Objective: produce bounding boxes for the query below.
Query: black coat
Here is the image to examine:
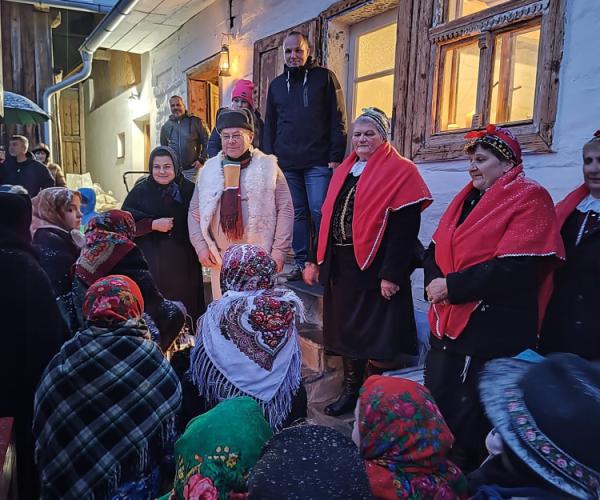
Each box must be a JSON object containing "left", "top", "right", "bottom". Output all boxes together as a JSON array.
[
  {"left": 207, "top": 108, "right": 264, "bottom": 158},
  {"left": 262, "top": 58, "right": 347, "bottom": 170},
  {"left": 1, "top": 153, "right": 55, "bottom": 196},
  {"left": 33, "top": 227, "right": 80, "bottom": 296},
  {"left": 540, "top": 209, "right": 600, "bottom": 360},
  {"left": 0, "top": 199, "right": 68, "bottom": 499},
  {"left": 122, "top": 173, "right": 205, "bottom": 323},
  {"left": 424, "top": 243, "right": 541, "bottom": 359},
  {"left": 159, "top": 113, "right": 210, "bottom": 169}
]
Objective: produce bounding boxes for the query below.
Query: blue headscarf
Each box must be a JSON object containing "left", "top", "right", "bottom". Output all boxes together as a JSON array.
[{"left": 78, "top": 187, "right": 98, "bottom": 227}]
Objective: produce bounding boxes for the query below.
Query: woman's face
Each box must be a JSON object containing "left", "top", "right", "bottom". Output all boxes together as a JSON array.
[
  {"left": 468, "top": 144, "right": 513, "bottom": 192},
  {"left": 63, "top": 196, "right": 82, "bottom": 230},
  {"left": 0, "top": 149, "right": 6, "bottom": 163},
  {"left": 34, "top": 150, "right": 48, "bottom": 163},
  {"left": 352, "top": 121, "right": 384, "bottom": 161},
  {"left": 583, "top": 142, "right": 600, "bottom": 198},
  {"left": 152, "top": 155, "right": 176, "bottom": 185},
  {"left": 231, "top": 97, "right": 250, "bottom": 110}
]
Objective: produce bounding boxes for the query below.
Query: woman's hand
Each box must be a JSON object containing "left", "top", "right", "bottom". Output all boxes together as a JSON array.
[
  {"left": 272, "top": 254, "right": 284, "bottom": 273},
  {"left": 303, "top": 263, "right": 320, "bottom": 286},
  {"left": 426, "top": 278, "right": 449, "bottom": 304},
  {"left": 381, "top": 279, "right": 400, "bottom": 300},
  {"left": 198, "top": 248, "right": 218, "bottom": 268},
  {"left": 152, "top": 217, "right": 174, "bottom": 233}
]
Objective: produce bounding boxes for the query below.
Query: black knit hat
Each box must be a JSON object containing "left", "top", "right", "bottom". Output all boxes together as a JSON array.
[
  {"left": 216, "top": 108, "right": 254, "bottom": 133},
  {"left": 479, "top": 353, "right": 600, "bottom": 498}
]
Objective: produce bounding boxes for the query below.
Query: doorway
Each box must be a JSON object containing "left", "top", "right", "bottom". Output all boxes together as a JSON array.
[{"left": 187, "top": 53, "right": 221, "bottom": 130}]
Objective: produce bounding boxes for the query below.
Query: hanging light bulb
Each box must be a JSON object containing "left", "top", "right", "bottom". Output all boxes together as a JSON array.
[{"left": 219, "top": 44, "right": 231, "bottom": 77}]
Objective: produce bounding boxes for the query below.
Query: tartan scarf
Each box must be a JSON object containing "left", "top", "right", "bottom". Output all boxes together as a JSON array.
[
  {"left": 33, "top": 321, "right": 182, "bottom": 500},
  {"left": 219, "top": 151, "right": 251, "bottom": 240}
]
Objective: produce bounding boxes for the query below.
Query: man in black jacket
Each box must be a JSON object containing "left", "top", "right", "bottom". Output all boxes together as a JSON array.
[
  {"left": 159, "top": 95, "right": 210, "bottom": 183},
  {"left": 263, "top": 31, "right": 347, "bottom": 279},
  {"left": 1, "top": 135, "right": 55, "bottom": 196}
]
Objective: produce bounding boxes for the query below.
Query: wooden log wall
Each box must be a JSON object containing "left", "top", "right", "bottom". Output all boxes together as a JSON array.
[{"left": 0, "top": 1, "right": 54, "bottom": 148}]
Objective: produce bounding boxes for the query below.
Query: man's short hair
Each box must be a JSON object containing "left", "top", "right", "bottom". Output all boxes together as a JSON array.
[
  {"left": 169, "top": 95, "right": 185, "bottom": 104},
  {"left": 10, "top": 135, "right": 29, "bottom": 150},
  {"left": 284, "top": 31, "right": 309, "bottom": 48}
]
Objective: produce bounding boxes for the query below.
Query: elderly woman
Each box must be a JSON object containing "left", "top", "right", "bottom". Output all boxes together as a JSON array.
[
  {"left": 423, "top": 125, "right": 564, "bottom": 472},
  {"left": 354, "top": 375, "right": 468, "bottom": 499},
  {"left": 540, "top": 131, "right": 600, "bottom": 360},
  {"left": 33, "top": 275, "right": 182, "bottom": 500},
  {"left": 304, "top": 107, "right": 432, "bottom": 416},
  {"left": 122, "top": 146, "right": 205, "bottom": 323},
  {"left": 31, "top": 187, "right": 83, "bottom": 296},
  {"left": 189, "top": 244, "right": 306, "bottom": 430},
  {"left": 72, "top": 209, "right": 185, "bottom": 351}
]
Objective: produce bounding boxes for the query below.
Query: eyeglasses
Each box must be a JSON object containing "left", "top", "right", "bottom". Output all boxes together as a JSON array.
[{"left": 221, "top": 133, "right": 246, "bottom": 143}]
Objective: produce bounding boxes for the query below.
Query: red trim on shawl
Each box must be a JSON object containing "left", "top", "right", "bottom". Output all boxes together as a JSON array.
[
  {"left": 317, "top": 142, "right": 432, "bottom": 269},
  {"left": 428, "top": 165, "right": 565, "bottom": 340}
]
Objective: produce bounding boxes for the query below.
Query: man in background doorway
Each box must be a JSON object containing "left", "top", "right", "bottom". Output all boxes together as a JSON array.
[
  {"left": 160, "top": 95, "right": 210, "bottom": 182},
  {"left": 263, "top": 31, "right": 347, "bottom": 280}
]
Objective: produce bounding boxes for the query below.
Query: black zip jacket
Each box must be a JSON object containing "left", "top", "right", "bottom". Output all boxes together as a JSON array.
[
  {"left": 262, "top": 58, "right": 347, "bottom": 170},
  {"left": 159, "top": 113, "right": 209, "bottom": 169}
]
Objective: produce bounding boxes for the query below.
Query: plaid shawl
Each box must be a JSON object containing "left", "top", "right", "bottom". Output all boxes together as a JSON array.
[{"left": 33, "top": 321, "right": 182, "bottom": 500}]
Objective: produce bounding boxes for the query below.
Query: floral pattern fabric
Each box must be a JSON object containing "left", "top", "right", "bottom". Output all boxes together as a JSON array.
[
  {"left": 160, "top": 397, "right": 272, "bottom": 500},
  {"left": 82, "top": 274, "right": 144, "bottom": 326},
  {"left": 219, "top": 243, "right": 276, "bottom": 292},
  {"left": 358, "top": 375, "right": 468, "bottom": 499},
  {"left": 75, "top": 209, "right": 137, "bottom": 286}
]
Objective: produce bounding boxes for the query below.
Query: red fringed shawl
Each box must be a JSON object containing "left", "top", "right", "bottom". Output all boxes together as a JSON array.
[
  {"left": 318, "top": 142, "right": 432, "bottom": 269},
  {"left": 429, "top": 166, "right": 565, "bottom": 340}
]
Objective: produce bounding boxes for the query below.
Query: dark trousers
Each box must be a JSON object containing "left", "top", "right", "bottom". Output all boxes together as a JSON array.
[
  {"left": 424, "top": 346, "right": 492, "bottom": 473},
  {"left": 283, "top": 166, "right": 332, "bottom": 266}
]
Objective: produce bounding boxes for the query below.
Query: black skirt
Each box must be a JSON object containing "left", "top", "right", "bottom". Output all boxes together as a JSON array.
[{"left": 323, "top": 245, "right": 418, "bottom": 360}]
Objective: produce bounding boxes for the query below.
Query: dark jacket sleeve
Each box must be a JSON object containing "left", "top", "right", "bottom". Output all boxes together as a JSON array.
[
  {"left": 262, "top": 85, "right": 277, "bottom": 155},
  {"left": 255, "top": 114, "right": 265, "bottom": 150},
  {"left": 327, "top": 70, "right": 348, "bottom": 163},
  {"left": 39, "top": 165, "right": 55, "bottom": 190},
  {"left": 194, "top": 118, "right": 210, "bottom": 164},
  {"left": 206, "top": 126, "right": 222, "bottom": 158},
  {"left": 378, "top": 204, "right": 421, "bottom": 284},
  {"left": 423, "top": 242, "right": 443, "bottom": 301},
  {"left": 446, "top": 256, "right": 540, "bottom": 305},
  {"left": 159, "top": 122, "right": 168, "bottom": 146}
]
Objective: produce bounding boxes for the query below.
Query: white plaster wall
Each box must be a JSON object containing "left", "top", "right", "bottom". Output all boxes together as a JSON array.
[{"left": 84, "top": 52, "right": 154, "bottom": 203}]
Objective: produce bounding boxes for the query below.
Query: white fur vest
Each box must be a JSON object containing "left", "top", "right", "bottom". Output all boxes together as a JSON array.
[{"left": 196, "top": 149, "right": 278, "bottom": 264}]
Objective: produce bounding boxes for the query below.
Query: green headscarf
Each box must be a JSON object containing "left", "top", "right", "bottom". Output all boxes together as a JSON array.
[{"left": 161, "top": 397, "right": 273, "bottom": 500}]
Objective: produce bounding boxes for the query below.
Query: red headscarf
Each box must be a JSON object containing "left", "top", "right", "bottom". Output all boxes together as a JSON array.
[
  {"left": 358, "top": 376, "right": 468, "bottom": 499},
  {"left": 82, "top": 274, "right": 144, "bottom": 326},
  {"left": 318, "top": 142, "right": 432, "bottom": 269},
  {"left": 75, "top": 209, "right": 137, "bottom": 286},
  {"left": 429, "top": 164, "right": 565, "bottom": 340}
]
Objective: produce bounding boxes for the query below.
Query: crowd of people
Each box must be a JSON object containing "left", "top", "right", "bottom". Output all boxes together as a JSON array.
[{"left": 1, "top": 29, "right": 599, "bottom": 499}]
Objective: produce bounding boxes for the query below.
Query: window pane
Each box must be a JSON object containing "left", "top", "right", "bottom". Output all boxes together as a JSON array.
[
  {"left": 446, "top": 0, "right": 511, "bottom": 22},
  {"left": 354, "top": 74, "right": 394, "bottom": 120},
  {"left": 437, "top": 41, "right": 480, "bottom": 131},
  {"left": 356, "top": 23, "right": 397, "bottom": 78},
  {"left": 490, "top": 25, "right": 540, "bottom": 124}
]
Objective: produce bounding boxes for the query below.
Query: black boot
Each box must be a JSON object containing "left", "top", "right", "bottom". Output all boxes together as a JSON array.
[{"left": 324, "top": 358, "right": 365, "bottom": 416}]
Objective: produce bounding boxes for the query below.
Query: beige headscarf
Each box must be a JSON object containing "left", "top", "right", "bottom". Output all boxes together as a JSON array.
[{"left": 31, "top": 187, "right": 83, "bottom": 243}]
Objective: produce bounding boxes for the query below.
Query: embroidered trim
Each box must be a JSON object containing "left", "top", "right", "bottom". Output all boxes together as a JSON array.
[{"left": 504, "top": 387, "right": 600, "bottom": 496}]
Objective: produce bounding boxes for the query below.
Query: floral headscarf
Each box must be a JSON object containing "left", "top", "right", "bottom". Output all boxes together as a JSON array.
[
  {"left": 75, "top": 209, "right": 137, "bottom": 286},
  {"left": 31, "top": 187, "right": 81, "bottom": 235},
  {"left": 82, "top": 275, "right": 144, "bottom": 326},
  {"left": 190, "top": 244, "right": 304, "bottom": 429},
  {"left": 358, "top": 376, "right": 468, "bottom": 500},
  {"left": 220, "top": 243, "right": 276, "bottom": 293},
  {"left": 160, "top": 397, "right": 272, "bottom": 500}
]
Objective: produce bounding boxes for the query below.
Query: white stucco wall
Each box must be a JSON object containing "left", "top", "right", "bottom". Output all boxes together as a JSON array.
[{"left": 83, "top": 52, "right": 154, "bottom": 203}]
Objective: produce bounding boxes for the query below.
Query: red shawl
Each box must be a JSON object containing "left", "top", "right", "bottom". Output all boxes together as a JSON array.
[
  {"left": 429, "top": 165, "right": 565, "bottom": 340},
  {"left": 318, "top": 142, "right": 432, "bottom": 269},
  {"left": 556, "top": 184, "right": 590, "bottom": 227}
]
